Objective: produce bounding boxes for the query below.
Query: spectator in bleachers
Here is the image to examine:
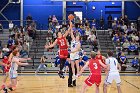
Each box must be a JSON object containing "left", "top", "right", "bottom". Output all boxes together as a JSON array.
[
  {"left": 48, "top": 15, "right": 52, "bottom": 28},
  {"left": 91, "top": 19, "right": 96, "bottom": 29},
  {"left": 21, "top": 42, "right": 28, "bottom": 57},
  {"left": 137, "top": 16, "right": 140, "bottom": 31},
  {"left": 26, "top": 14, "right": 33, "bottom": 26},
  {"left": 0, "top": 40, "right": 2, "bottom": 49},
  {"left": 112, "top": 34, "right": 120, "bottom": 46},
  {"left": 0, "top": 22, "right": 3, "bottom": 33},
  {"left": 87, "top": 31, "right": 96, "bottom": 42},
  {"left": 131, "top": 57, "right": 139, "bottom": 72},
  {"left": 52, "top": 15, "right": 58, "bottom": 26},
  {"left": 123, "top": 15, "right": 129, "bottom": 26},
  {"left": 35, "top": 55, "right": 47, "bottom": 74},
  {"left": 119, "top": 52, "right": 127, "bottom": 71},
  {"left": 48, "top": 39, "right": 54, "bottom": 52},
  {"left": 121, "top": 34, "right": 128, "bottom": 44},
  {"left": 128, "top": 41, "right": 139, "bottom": 55},
  {"left": 107, "top": 14, "right": 112, "bottom": 29},
  {"left": 85, "top": 27, "right": 91, "bottom": 39},
  {"left": 2, "top": 45, "right": 10, "bottom": 56},
  {"left": 9, "top": 21, "right": 14, "bottom": 33},
  {"left": 0, "top": 50, "right": 3, "bottom": 59},
  {"left": 122, "top": 40, "right": 130, "bottom": 51},
  {"left": 138, "top": 53, "right": 140, "bottom": 73}
]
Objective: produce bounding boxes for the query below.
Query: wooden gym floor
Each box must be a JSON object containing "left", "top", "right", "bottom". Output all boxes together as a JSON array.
[{"left": 0, "top": 73, "right": 140, "bottom": 93}]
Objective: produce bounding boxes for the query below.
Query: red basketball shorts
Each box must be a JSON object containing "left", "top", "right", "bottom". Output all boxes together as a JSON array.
[
  {"left": 59, "top": 49, "right": 68, "bottom": 59},
  {"left": 84, "top": 74, "right": 101, "bottom": 87}
]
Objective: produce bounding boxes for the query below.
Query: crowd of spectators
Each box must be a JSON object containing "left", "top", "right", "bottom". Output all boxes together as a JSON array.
[
  {"left": 111, "top": 15, "right": 140, "bottom": 72},
  {"left": 46, "top": 14, "right": 98, "bottom": 52},
  {"left": 111, "top": 15, "right": 140, "bottom": 55}
]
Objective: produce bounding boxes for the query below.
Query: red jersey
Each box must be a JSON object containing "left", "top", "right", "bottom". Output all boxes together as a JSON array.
[
  {"left": 57, "top": 37, "right": 68, "bottom": 49},
  {"left": 89, "top": 58, "right": 101, "bottom": 75},
  {"left": 2, "top": 58, "right": 11, "bottom": 72},
  {"left": 95, "top": 54, "right": 105, "bottom": 64}
]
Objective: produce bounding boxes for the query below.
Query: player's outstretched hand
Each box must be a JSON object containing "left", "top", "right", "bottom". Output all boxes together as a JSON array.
[
  {"left": 45, "top": 45, "right": 49, "bottom": 49},
  {"left": 27, "top": 58, "right": 32, "bottom": 60}
]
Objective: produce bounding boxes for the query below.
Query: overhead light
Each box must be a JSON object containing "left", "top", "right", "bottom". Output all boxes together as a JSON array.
[
  {"left": 73, "top": 2, "right": 76, "bottom": 5},
  {"left": 92, "top": 6, "right": 96, "bottom": 10},
  {"left": 112, "top": 2, "right": 115, "bottom": 4}
]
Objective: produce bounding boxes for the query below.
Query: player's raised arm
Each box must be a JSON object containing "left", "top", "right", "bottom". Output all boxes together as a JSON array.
[
  {"left": 63, "top": 21, "right": 72, "bottom": 37},
  {"left": 70, "top": 29, "right": 75, "bottom": 41},
  {"left": 99, "top": 60, "right": 107, "bottom": 68},
  {"left": 78, "top": 61, "right": 89, "bottom": 76},
  {"left": 45, "top": 39, "right": 57, "bottom": 49},
  {"left": 18, "top": 58, "right": 31, "bottom": 62}
]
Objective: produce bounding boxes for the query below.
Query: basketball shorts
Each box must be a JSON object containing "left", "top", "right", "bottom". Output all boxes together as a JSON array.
[
  {"left": 85, "top": 74, "right": 101, "bottom": 87},
  {"left": 79, "top": 61, "right": 84, "bottom": 66},
  {"left": 59, "top": 49, "right": 68, "bottom": 59},
  {"left": 9, "top": 70, "right": 18, "bottom": 79},
  {"left": 70, "top": 53, "right": 80, "bottom": 61},
  {"left": 104, "top": 72, "right": 121, "bottom": 86}
]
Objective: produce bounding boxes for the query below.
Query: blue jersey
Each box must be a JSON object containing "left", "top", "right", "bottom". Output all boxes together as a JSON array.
[
  {"left": 120, "top": 56, "right": 126, "bottom": 62},
  {"left": 65, "top": 61, "right": 69, "bottom": 66},
  {"left": 79, "top": 61, "right": 85, "bottom": 66},
  {"left": 131, "top": 59, "right": 138, "bottom": 65},
  {"left": 82, "top": 56, "right": 89, "bottom": 61}
]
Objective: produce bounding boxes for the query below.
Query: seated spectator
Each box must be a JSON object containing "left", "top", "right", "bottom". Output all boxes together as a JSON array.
[
  {"left": 48, "top": 15, "right": 52, "bottom": 28},
  {"left": 119, "top": 52, "right": 127, "bottom": 71},
  {"left": 87, "top": 31, "right": 96, "bottom": 42},
  {"left": 0, "top": 22, "right": 3, "bottom": 33},
  {"left": 122, "top": 40, "right": 130, "bottom": 51},
  {"left": 138, "top": 53, "right": 140, "bottom": 73},
  {"left": 128, "top": 42, "right": 138, "bottom": 55},
  {"left": 112, "top": 34, "right": 120, "bottom": 46},
  {"left": 120, "top": 34, "right": 128, "bottom": 43},
  {"left": 52, "top": 15, "right": 58, "bottom": 26},
  {"left": 131, "top": 57, "right": 139, "bottom": 72},
  {"left": 9, "top": 21, "right": 14, "bottom": 33},
  {"left": 48, "top": 39, "right": 54, "bottom": 52},
  {"left": 91, "top": 19, "right": 96, "bottom": 28},
  {"left": 85, "top": 27, "right": 91, "bottom": 39},
  {"left": 21, "top": 42, "right": 28, "bottom": 57},
  {"left": 27, "top": 25, "right": 35, "bottom": 39},
  {"left": 0, "top": 50, "right": 3, "bottom": 59},
  {"left": 7, "top": 37, "right": 15, "bottom": 48},
  {"left": 35, "top": 55, "right": 47, "bottom": 74},
  {"left": 2, "top": 45, "right": 10, "bottom": 56},
  {"left": 0, "top": 40, "right": 2, "bottom": 49}
]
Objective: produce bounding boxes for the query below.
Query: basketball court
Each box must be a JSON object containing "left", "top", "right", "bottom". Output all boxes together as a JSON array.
[{"left": 0, "top": 73, "right": 140, "bottom": 93}]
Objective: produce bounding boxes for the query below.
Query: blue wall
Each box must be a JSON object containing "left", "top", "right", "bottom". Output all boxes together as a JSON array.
[
  {"left": 0, "top": 0, "right": 20, "bottom": 28},
  {"left": 125, "top": 1, "right": 140, "bottom": 20},
  {"left": 66, "top": 1, "right": 122, "bottom": 29},
  {"left": 23, "top": 0, "right": 63, "bottom": 29},
  {"left": 0, "top": 1, "right": 139, "bottom": 29}
]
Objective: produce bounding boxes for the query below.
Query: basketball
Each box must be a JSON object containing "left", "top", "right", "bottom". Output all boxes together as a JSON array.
[{"left": 68, "top": 14, "right": 74, "bottom": 20}]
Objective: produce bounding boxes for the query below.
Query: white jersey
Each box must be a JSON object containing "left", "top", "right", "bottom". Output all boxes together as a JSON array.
[
  {"left": 10, "top": 56, "right": 19, "bottom": 73},
  {"left": 71, "top": 40, "right": 80, "bottom": 54},
  {"left": 105, "top": 57, "right": 121, "bottom": 85},
  {"left": 105, "top": 57, "right": 119, "bottom": 73}
]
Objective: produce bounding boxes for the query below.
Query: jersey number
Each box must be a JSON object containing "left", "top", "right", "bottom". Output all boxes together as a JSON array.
[
  {"left": 93, "top": 63, "right": 98, "bottom": 69},
  {"left": 59, "top": 39, "right": 65, "bottom": 46}
]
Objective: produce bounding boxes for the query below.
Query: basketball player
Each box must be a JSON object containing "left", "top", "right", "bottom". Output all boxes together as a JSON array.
[
  {"left": 70, "top": 29, "right": 81, "bottom": 81},
  {"left": 103, "top": 51, "right": 122, "bottom": 93},
  {"left": 3, "top": 50, "right": 31, "bottom": 93},
  {"left": 77, "top": 51, "right": 107, "bottom": 93},
  {"left": 95, "top": 50, "right": 106, "bottom": 64},
  {"left": 1, "top": 46, "right": 19, "bottom": 90},
  {"left": 45, "top": 21, "right": 72, "bottom": 78}
]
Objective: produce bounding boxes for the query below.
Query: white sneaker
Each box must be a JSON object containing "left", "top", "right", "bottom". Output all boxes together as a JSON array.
[
  {"left": 44, "top": 72, "right": 48, "bottom": 74},
  {"left": 72, "top": 75, "right": 77, "bottom": 81}
]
